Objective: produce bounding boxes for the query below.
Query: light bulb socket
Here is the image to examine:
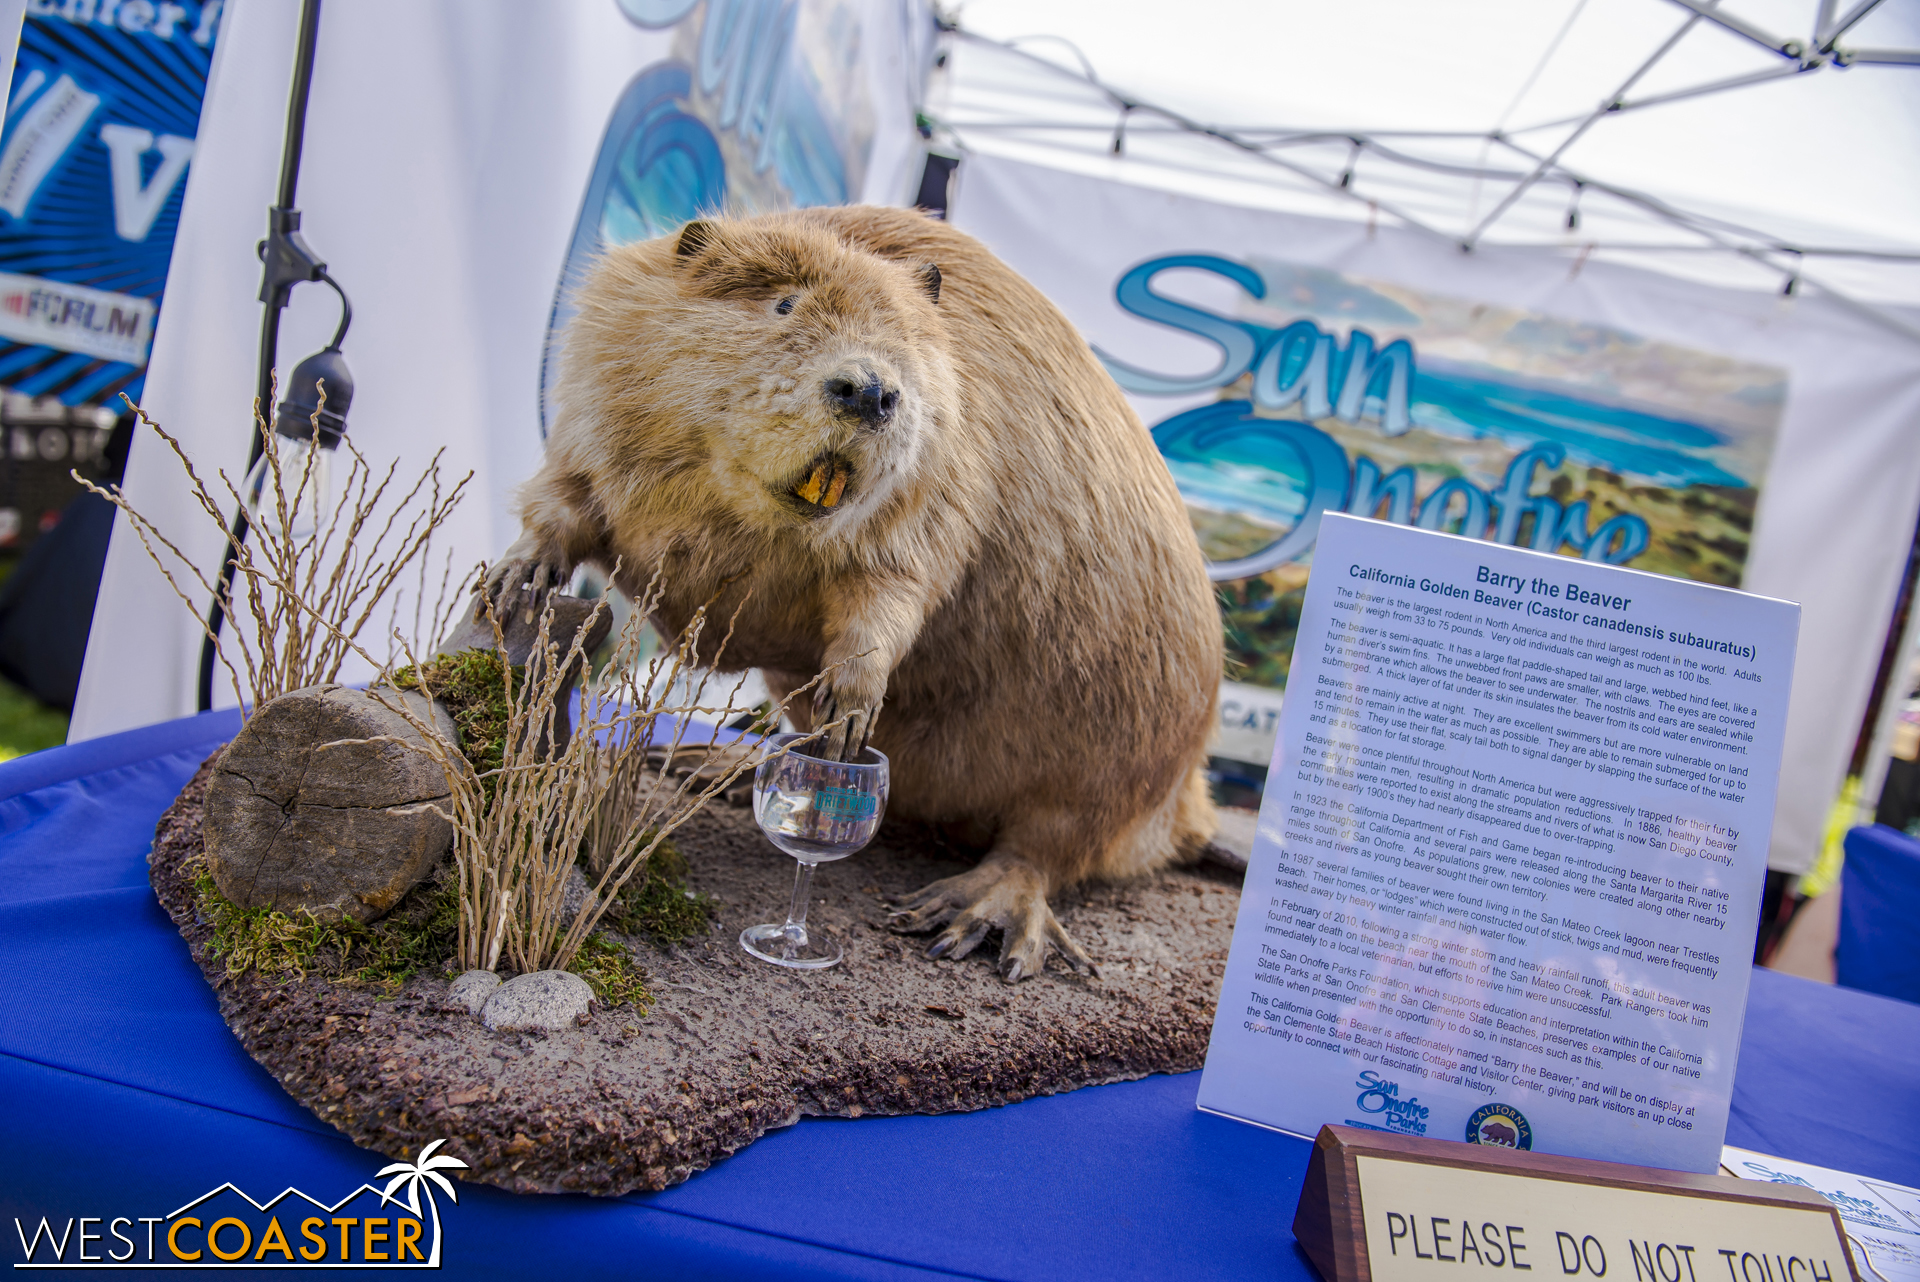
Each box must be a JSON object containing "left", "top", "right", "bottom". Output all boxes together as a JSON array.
[{"left": 274, "top": 345, "right": 353, "bottom": 447}]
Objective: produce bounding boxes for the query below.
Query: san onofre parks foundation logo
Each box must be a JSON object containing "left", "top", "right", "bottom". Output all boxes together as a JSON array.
[{"left": 11, "top": 1142, "right": 466, "bottom": 1269}]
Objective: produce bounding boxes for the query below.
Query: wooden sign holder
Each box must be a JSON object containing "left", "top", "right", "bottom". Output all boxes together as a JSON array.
[{"left": 1293, "top": 1125, "right": 1860, "bottom": 1282}]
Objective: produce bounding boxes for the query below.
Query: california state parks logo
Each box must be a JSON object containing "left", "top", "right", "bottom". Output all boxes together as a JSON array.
[{"left": 1466, "top": 1103, "right": 1534, "bottom": 1150}]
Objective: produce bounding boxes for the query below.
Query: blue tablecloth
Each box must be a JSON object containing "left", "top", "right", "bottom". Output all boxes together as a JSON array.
[
  {"left": 5, "top": 716, "right": 1919, "bottom": 1279},
  {"left": 1840, "top": 823, "right": 1920, "bottom": 1004}
]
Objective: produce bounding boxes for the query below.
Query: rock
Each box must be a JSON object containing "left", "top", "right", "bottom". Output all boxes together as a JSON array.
[
  {"left": 448, "top": 969, "right": 502, "bottom": 1016},
  {"left": 438, "top": 590, "right": 612, "bottom": 669},
  {"left": 203, "top": 685, "right": 457, "bottom": 924},
  {"left": 437, "top": 589, "right": 613, "bottom": 755},
  {"left": 561, "top": 866, "right": 599, "bottom": 928},
  {"left": 480, "top": 970, "right": 596, "bottom": 1032}
]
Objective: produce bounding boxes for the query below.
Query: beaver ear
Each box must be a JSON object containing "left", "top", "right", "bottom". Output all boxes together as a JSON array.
[
  {"left": 675, "top": 221, "right": 715, "bottom": 261},
  {"left": 914, "top": 262, "right": 942, "bottom": 305}
]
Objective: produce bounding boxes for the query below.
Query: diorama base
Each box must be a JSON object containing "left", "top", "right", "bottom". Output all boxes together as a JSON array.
[{"left": 150, "top": 758, "right": 1241, "bottom": 1197}]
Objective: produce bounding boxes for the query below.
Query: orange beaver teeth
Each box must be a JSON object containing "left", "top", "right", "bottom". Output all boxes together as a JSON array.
[{"left": 795, "top": 461, "right": 849, "bottom": 508}]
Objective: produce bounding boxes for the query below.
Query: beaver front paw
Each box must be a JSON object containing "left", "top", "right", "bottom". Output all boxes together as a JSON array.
[
  {"left": 812, "top": 685, "right": 880, "bottom": 764},
  {"left": 482, "top": 553, "right": 571, "bottom": 628},
  {"left": 886, "top": 858, "right": 1096, "bottom": 983}
]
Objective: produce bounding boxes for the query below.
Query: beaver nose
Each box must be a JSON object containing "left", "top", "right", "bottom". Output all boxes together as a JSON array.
[{"left": 824, "top": 374, "right": 899, "bottom": 428}]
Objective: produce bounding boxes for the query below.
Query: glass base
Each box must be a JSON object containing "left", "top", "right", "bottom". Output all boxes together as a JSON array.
[{"left": 740, "top": 922, "right": 844, "bottom": 969}]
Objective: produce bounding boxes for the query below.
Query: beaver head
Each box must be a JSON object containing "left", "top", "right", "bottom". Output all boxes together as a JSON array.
[{"left": 555, "top": 215, "right": 956, "bottom": 544}]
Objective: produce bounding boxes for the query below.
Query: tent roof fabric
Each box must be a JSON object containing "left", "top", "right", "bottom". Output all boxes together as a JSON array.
[{"left": 930, "top": 0, "right": 1920, "bottom": 322}]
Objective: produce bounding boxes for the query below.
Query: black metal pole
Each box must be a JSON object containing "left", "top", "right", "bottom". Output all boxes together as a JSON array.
[{"left": 198, "top": 0, "right": 327, "bottom": 712}]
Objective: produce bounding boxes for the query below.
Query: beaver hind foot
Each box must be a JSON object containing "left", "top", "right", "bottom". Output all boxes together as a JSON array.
[{"left": 887, "top": 856, "right": 1096, "bottom": 984}]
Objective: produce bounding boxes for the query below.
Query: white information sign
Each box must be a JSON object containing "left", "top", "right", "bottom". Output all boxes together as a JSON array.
[
  {"left": 1198, "top": 514, "right": 1799, "bottom": 1173},
  {"left": 1724, "top": 1146, "right": 1920, "bottom": 1282}
]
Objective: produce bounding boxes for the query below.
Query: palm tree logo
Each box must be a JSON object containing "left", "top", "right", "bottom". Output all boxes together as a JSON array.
[{"left": 375, "top": 1140, "right": 468, "bottom": 1267}]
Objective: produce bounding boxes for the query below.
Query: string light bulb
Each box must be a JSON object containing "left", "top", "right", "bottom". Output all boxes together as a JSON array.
[{"left": 243, "top": 342, "right": 353, "bottom": 539}]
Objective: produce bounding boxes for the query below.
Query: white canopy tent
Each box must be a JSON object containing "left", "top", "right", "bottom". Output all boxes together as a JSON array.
[
  {"left": 927, "top": 0, "right": 1920, "bottom": 875},
  {"left": 932, "top": 0, "right": 1920, "bottom": 315},
  {"left": 63, "top": 0, "right": 1920, "bottom": 880}
]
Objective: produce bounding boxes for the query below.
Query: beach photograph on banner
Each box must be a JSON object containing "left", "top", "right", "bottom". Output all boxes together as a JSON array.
[{"left": 1101, "top": 256, "right": 1786, "bottom": 708}]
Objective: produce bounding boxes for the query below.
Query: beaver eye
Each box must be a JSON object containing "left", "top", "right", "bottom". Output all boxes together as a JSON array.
[{"left": 774, "top": 295, "right": 797, "bottom": 315}]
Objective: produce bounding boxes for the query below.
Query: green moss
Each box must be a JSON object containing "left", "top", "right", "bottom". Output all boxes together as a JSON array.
[
  {"left": 192, "top": 861, "right": 460, "bottom": 992},
  {"left": 598, "top": 838, "right": 718, "bottom": 948},
  {"left": 391, "top": 648, "right": 513, "bottom": 779},
  {"left": 568, "top": 933, "right": 653, "bottom": 1011}
]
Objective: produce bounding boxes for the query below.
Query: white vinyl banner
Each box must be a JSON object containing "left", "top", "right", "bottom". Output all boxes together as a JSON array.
[
  {"left": 951, "top": 152, "right": 1920, "bottom": 874},
  {"left": 71, "top": 0, "right": 930, "bottom": 740},
  {"left": 1196, "top": 513, "right": 1798, "bottom": 1172}
]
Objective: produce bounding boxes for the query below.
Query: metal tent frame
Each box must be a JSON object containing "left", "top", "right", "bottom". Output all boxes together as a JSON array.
[
  {"left": 923, "top": 0, "right": 1920, "bottom": 341},
  {"left": 917, "top": 0, "right": 1920, "bottom": 860}
]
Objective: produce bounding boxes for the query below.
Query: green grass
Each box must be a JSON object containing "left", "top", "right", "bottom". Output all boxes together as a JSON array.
[
  {"left": 0, "top": 675, "right": 68, "bottom": 761},
  {"left": 0, "top": 553, "right": 71, "bottom": 760},
  {"left": 189, "top": 643, "right": 696, "bottom": 1011},
  {"left": 568, "top": 932, "right": 654, "bottom": 1011},
  {"left": 192, "top": 856, "right": 662, "bottom": 1010},
  {"left": 391, "top": 648, "right": 512, "bottom": 780}
]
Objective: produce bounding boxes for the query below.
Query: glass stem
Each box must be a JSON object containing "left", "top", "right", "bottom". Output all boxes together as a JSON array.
[{"left": 783, "top": 859, "right": 817, "bottom": 944}]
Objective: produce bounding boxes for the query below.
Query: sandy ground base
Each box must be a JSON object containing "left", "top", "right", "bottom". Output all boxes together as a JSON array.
[{"left": 151, "top": 757, "right": 1243, "bottom": 1196}]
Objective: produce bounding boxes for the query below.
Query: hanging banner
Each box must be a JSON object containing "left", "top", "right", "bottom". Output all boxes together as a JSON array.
[
  {"left": 951, "top": 152, "right": 1920, "bottom": 872},
  {"left": 977, "top": 221, "right": 1785, "bottom": 755},
  {"left": 1122, "top": 256, "right": 1781, "bottom": 574},
  {"left": 541, "top": 0, "right": 894, "bottom": 429},
  {"left": 72, "top": 0, "right": 931, "bottom": 740},
  {"left": 1137, "top": 258, "right": 1782, "bottom": 726},
  {"left": 0, "top": 0, "right": 224, "bottom": 547},
  {"left": 0, "top": 0, "right": 224, "bottom": 406}
]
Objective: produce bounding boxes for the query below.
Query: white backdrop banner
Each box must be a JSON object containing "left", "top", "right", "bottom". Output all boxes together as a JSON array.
[
  {"left": 71, "top": 0, "right": 929, "bottom": 740},
  {"left": 952, "top": 152, "right": 1920, "bottom": 874}
]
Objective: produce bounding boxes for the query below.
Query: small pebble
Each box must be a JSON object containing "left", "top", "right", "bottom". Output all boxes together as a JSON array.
[
  {"left": 481, "top": 970, "right": 596, "bottom": 1032},
  {"left": 448, "top": 969, "right": 501, "bottom": 1016}
]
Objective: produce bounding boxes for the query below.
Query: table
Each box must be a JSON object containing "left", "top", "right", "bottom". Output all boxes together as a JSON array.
[
  {"left": 5, "top": 712, "right": 1918, "bottom": 1280},
  {"left": 1840, "top": 822, "right": 1920, "bottom": 1003}
]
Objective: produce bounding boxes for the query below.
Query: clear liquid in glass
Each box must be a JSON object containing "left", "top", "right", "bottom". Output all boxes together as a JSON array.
[{"left": 741, "top": 734, "right": 889, "bottom": 970}]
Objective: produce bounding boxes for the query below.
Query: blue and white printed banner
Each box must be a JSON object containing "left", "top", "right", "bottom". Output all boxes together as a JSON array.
[
  {"left": 0, "top": 0, "right": 224, "bottom": 406},
  {"left": 74, "top": 0, "right": 930, "bottom": 738},
  {"left": 952, "top": 152, "right": 1920, "bottom": 873}
]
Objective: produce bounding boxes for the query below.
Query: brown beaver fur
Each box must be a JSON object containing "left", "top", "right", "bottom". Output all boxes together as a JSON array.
[{"left": 492, "top": 205, "right": 1222, "bottom": 981}]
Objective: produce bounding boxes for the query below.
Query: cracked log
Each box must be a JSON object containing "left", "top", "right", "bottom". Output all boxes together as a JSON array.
[
  {"left": 203, "top": 686, "right": 458, "bottom": 924},
  {"left": 199, "top": 590, "right": 611, "bottom": 925}
]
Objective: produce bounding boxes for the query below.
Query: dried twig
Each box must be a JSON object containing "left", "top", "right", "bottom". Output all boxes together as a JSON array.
[
  {"left": 308, "top": 562, "right": 853, "bottom": 974},
  {"left": 75, "top": 394, "right": 472, "bottom": 715},
  {"left": 81, "top": 399, "right": 853, "bottom": 979}
]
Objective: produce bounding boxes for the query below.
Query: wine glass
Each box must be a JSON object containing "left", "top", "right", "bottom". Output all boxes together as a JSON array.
[{"left": 742, "top": 732, "right": 889, "bottom": 969}]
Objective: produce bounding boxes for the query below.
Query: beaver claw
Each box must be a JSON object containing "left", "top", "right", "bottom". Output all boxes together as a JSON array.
[
  {"left": 886, "top": 858, "right": 1096, "bottom": 983},
  {"left": 482, "top": 555, "right": 569, "bottom": 627},
  {"left": 812, "top": 689, "right": 878, "bottom": 764}
]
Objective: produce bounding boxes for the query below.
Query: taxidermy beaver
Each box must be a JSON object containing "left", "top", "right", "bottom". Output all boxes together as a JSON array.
[{"left": 492, "top": 206, "right": 1222, "bottom": 981}]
